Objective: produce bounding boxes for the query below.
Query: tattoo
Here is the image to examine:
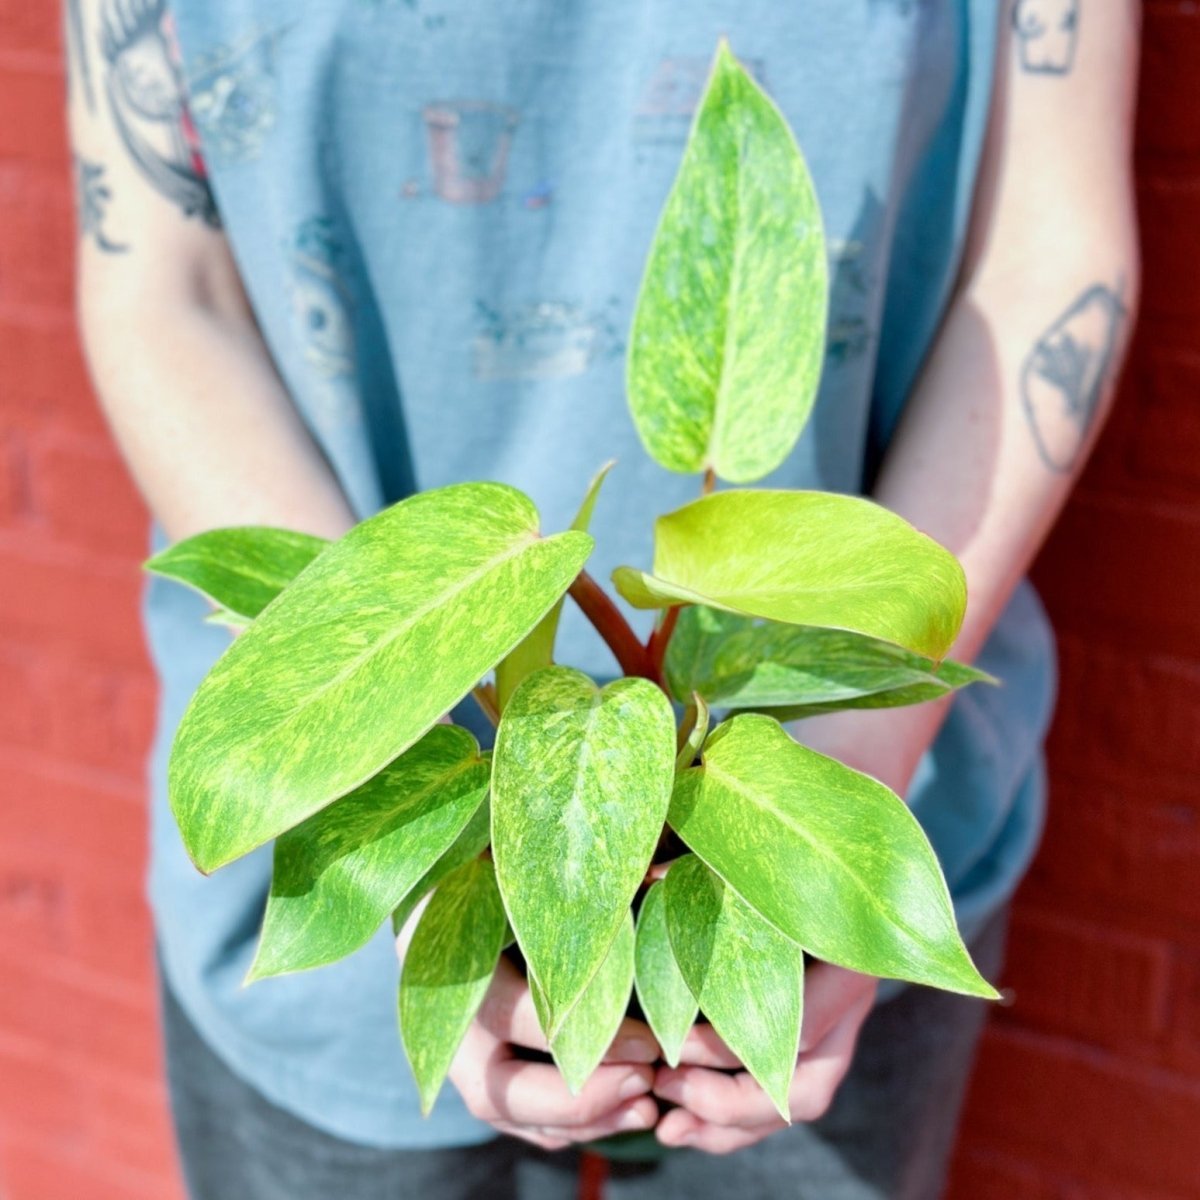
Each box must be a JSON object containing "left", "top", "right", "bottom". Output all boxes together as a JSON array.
[
  {"left": 1020, "top": 282, "right": 1125, "bottom": 473},
  {"left": 65, "top": 0, "right": 96, "bottom": 112},
  {"left": 73, "top": 155, "right": 129, "bottom": 253},
  {"left": 1012, "top": 0, "right": 1080, "bottom": 76},
  {"left": 99, "top": 0, "right": 220, "bottom": 226}
]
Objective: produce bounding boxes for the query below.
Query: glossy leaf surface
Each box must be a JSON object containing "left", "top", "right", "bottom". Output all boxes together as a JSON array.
[
  {"left": 628, "top": 42, "right": 827, "bottom": 483},
  {"left": 170, "top": 483, "right": 592, "bottom": 872},
  {"left": 666, "top": 607, "right": 991, "bottom": 714},
  {"left": 664, "top": 855, "right": 802, "bottom": 1120},
  {"left": 391, "top": 797, "right": 492, "bottom": 937},
  {"left": 492, "top": 668, "right": 675, "bottom": 1036},
  {"left": 398, "top": 857, "right": 508, "bottom": 1115},
  {"left": 634, "top": 881, "right": 697, "bottom": 1067},
  {"left": 248, "top": 726, "right": 490, "bottom": 981},
  {"left": 495, "top": 461, "right": 613, "bottom": 711},
  {"left": 146, "top": 526, "right": 327, "bottom": 618},
  {"left": 532, "top": 912, "right": 636, "bottom": 1094},
  {"left": 613, "top": 490, "right": 966, "bottom": 661},
  {"left": 670, "top": 715, "right": 997, "bottom": 998}
]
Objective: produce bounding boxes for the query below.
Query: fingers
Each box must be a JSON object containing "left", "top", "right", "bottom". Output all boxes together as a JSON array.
[
  {"left": 657, "top": 1108, "right": 774, "bottom": 1155},
  {"left": 485, "top": 1058, "right": 654, "bottom": 1127},
  {"left": 654, "top": 1064, "right": 782, "bottom": 1129},
  {"left": 674, "top": 1022, "right": 742, "bottom": 1069},
  {"left": 494, "top": 1095, "right": 659, "bottom": 1152},
  {"left": 601, "top": 1015, "right": 662, "bottom": 1064},
  {"left": 798, "top": 963, "right": 878, "bottom": 1053},
  {"left": 474, "top": 958, "right": 551, "bottom": 1052}
]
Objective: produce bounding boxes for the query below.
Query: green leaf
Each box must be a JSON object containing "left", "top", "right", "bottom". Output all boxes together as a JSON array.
[
  {"left": 169, "top": 483, "right": 592, "bottom": 872},
  {"left": 634, "top": 881, "right": 698, "bottom": 1067},
  {"left": 531, "top": 911, "right": 636, "bottom": 1094},
  {"left": 669, "top": 715, "right": 998, "bottom": 998},
  {"left": 495, "top": 461, "right": 614, "bottom": 711},
  {"left": 664, "top": 855, "right": 802, "bottom": 1120},
  {"left": 398, "top": 857, "right": 509, "bottom": 1115},
  {"left": 145, "top": 526, "right": 328, "bottom": 619},
  {"left": 666, "top": 607, "right": 992, "bottom": 715},
  {"left": 613, "top": 490, "right": 966, "bottom": 661},
  {"left": 203, "top": 606, "right": 251, "bottom": 632},
  {"left": 492, "top": 667, "right": 676, "bottom": 1036},
  {"left": 627, "top": 41, "right": 827, "bottom": 484},
  {"left": 247, "top": 725, "right": 490, "bottom": 981},
  {"left": 391, "top": 796, "right": 492, "bottom": 937},
  {"left": 675, "top": 692, "right": 711, "bottom": 772}
]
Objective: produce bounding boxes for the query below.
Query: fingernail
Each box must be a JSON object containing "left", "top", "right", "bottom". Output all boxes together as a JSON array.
[
  {"left": 619, "top": 1106, "right": 651, "bottom": 1130},
  {"left": 619, "top": 1072, "right": 650, "bottom": 1100}
]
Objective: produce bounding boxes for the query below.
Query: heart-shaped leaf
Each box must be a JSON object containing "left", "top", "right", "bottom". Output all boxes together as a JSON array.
[
  {"left": 613, "top": 490, "right": 966, "bottom": 661},
  {"left": 670, "top": 715, "right": 997, "bottom": 998},
  {"left": 146, "top": 526, "right": 328, "bottom": 619},
  {"left": 634, "top": 881, "right": 698, "bottom": 1067},
  {"left": 398, "top": 857, "right": 509, "bottom": 1115},
  {"left": 531, "top": 911, "right": 636, "bottom": 1094},
  {"left": 666, "top": 607, "right": 991, "bottom": 714},
  {"left": 492, "top": 667, "right": 675, "bottom": 1036},
  {"left": 391, "top": 796, "right": 492, "bottom": 938},
  {"left": 628, "top": 41, "right": 827, "bottom": 484},
  {"left": 664, "top": 855, "right": 803, "bottom": 1120},
  {"left": 248, "top": 725, "right": 490, "bottom": 981},
  {"left": 170, "top": 483, "right": 592, "bottom": 872}
]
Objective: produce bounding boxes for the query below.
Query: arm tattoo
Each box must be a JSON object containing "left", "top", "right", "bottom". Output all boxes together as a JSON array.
[
  {"left": 99, "top": 0, "right": 220, "bottom": 227},
  {"left": 1012, "top": 0, "right": 1080, "bottom": 76},
  {"left": 74, "top": 155, "right": 129, "bottom": 253},
  {"left": 1020, "top": 282, "right": 1125, "bottom": 473},
  {"left": 65, "top": 0, "right": 97, "bottom": 112}
]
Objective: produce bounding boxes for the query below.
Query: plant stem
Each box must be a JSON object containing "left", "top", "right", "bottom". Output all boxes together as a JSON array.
[
  {"left": 702, "top": 467, "right": 717, "bottom": 495},
  {"left": 645, "top": 605, "right": 680, "bottom": 688},
  {"left": 568, "top": 571, "right": 653, "bottom": 681}
]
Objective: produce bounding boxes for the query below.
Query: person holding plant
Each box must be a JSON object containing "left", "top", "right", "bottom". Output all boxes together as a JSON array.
[{"left": 67, "top": 0, "right": 1140, "bottom": 1196}]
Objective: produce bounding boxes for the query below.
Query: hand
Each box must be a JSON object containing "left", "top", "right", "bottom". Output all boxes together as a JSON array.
[
  {"left": 447, "top": 957, "right": 662, "bottom": 1150},
  {"left": 651, "top": 963, "right": 878, "bottom": 1154}
]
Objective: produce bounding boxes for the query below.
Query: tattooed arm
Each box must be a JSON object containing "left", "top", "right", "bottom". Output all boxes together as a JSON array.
[
  {"left": 68, "top": 0, "right": 355, "bottom": 542},
  {"left": 656, "top": 1, "right": 1141, "bottom": 1154}
]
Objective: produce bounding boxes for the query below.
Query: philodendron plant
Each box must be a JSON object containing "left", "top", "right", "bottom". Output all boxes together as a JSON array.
[{"left": 148, "top": 42, "right": 998, "bottom": 1123}]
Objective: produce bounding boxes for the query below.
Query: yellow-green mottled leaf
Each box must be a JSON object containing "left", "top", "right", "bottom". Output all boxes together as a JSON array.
[
  {"left": 634, "top": 882, "right": 697, "bottom": 1067},
  {"left": 248, "top": 726, "right": 489, "bottom": 981},
  {"left": 391, "top": 797, "right": 492, "bottom": 937},
  {"left": 146, "top": 526, "right": 328, "bottom": 619},
  {"left": 664, "top": 855, "right": 802, "bottom": 1120},
  {"left": 204, "top": 606, "right": 251, "bottom": 631},
  {"left": 675, "top": 693, "right": 711, "bottom": 772},
  {"left": 628, "top": 42, "right": 827, "bottom": 483},
  {"left": 670, "top": 715, "right": 998, "bottom": 998},
  {"left": 398, "top": 857, "right": 508, "bottom": 1115},
  {"left": 169, "top": 483, "right": 593, "bottom": 872},
  {"left": 531, "top": 911, "right": 635, "bottom": 1094},
  {"left": 492, "top": 668, "right": 675, "bottom": 1036},
  {"left": 666, "top": 607, "right": 992, "bottom": 715},
  {"left": 613, "top": 490, "right": 966, "bottom": 661},
  {"left": 495, "top": 461, "right": 614, "bottom": 711}
]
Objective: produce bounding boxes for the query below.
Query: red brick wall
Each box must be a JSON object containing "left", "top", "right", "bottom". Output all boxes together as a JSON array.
[{"left": 0, "top": 5, "right": 1195, "bottom": 1198}]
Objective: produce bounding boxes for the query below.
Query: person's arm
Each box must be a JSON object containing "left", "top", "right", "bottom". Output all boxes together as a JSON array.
[
  {"left": 655, "top": 0, "right": 1141, "bottom": 1153},
  {"left": 69, "top": 0, "right": 656, "bottom": 1146}
]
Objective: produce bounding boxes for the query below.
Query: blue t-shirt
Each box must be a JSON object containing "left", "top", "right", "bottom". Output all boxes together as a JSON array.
[{"left": 145, "top": 0, "right": 1056, "bottom": 1149}]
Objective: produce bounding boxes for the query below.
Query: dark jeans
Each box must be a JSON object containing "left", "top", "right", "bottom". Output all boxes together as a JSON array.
[{"left": 162, "top": 908, "right": 1005, "bottom": 1200}]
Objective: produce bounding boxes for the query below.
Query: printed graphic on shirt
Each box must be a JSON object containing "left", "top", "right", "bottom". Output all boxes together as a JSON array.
[
  {"left": 99, "top": 0, "right": 219, "bottom": 225},
  {"left": 288, "top": 218, "right": 356, "bottom": 381},
  {"left": 634, "top": 55, "right": 766, "bottom": 150},
  {"left": 473, "top": 298, "right": 623, "bottom": 383},
  {"left": 421, "top": 101, "right": 521, "bottom": 204},
  {"left": 186, "top": 25, "right": 285, "bottom": 163},
  {"left": 1012, "top": 0, "right": 1080, "bottom": 76}
]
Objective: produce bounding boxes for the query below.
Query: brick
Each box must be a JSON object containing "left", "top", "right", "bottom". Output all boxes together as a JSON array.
[
  {"left": 962, "top": 1025, "right": 1200, "bottom": 1194},
  {"left": 0, "top": 426, "right": 30, "bottom": 525},
  {"left": 0, "top": 64, "right": 68, "bottom": 164},
  {"left": 0, "top": 317, "right": 108, "bottom": 437},
  {"left": 1137, "top": 172, "right": 1200, "bottom": 322},
  {"left": 0, "top": 539, "right": 148, "bottom": 666},
  {"left": 1024, "top": 772, "right": 1200, "bottom": 930},
  {"left": 0, "top": 162, "right": 75, "bottom": 314},
  {"left": 1047, "top": 635, "right": 1200, "bottom": 787},
  {"left": 1031, "top": 492, "right": 1200, "bottom": 660},
  {"left": 0, "top": 0, "right": 65, "bottom": 58},
  {"left": 1162, "top": 952, "right": 1200, "bottom": 1079},
  {"left": 30, "top": 433, "right": 147, "bottom": 555},
  {"left": 0, "top": 1037, "right": 87, "bottom": 1149},
  {"left": 947, "top": 1149, "right": 1070, "bottom": 1200},
  {"left": 998, "top": 909, "right": 1171, "bottom": 1052},
  {"left": 0, "top": 1135, "right": 174, "bottom": 1200},
  {"left": 1138, "top": 5, "right": 1200, "bottom": 159},
  {"left": 83, "top": 1072, "right": 180, "bottom": 1182},
  {"left": 1128, "top": 349, "right": 1200, "bottom": 493}
]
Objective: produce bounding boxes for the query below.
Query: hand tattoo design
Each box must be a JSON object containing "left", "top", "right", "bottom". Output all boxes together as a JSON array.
[
  {"left": 99, "top": 0, "right": 219, "bottom": 226},
  {"left": 1020, "top": 283, "right": 1125, "bottom": 473},
  {"left": 74, "top": 155, "right": 129, "bottom": 253},
  {"left": 1012, "top": 0, "right": 1080, "bottom": 76}
]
